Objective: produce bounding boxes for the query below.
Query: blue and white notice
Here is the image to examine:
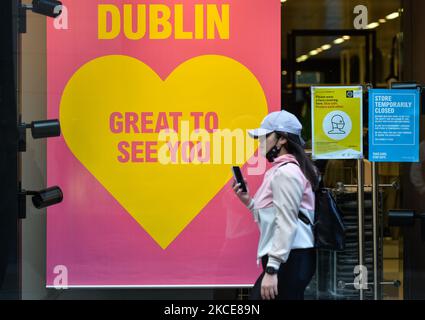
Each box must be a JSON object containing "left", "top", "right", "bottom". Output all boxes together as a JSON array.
[{"left": 369, "top": 89, "right": 420, "bottom": 162}]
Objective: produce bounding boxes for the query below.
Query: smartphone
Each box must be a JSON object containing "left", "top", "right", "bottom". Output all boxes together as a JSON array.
[{"left": 232, "top": 166, "right": 247, "bottom": 193}]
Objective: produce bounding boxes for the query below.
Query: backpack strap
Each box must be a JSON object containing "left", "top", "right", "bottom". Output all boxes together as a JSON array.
[{"left": 277, "top": 161, "right": 313, "bottom": 226}]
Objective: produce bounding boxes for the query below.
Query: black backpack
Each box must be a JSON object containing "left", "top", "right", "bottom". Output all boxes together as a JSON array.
[{"left": 279, "top": 162, "right": 346, "bottom": 251}]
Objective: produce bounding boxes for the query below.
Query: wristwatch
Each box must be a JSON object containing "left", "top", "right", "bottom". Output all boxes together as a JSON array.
[{"left": 265, "top": 267, "right": 278, "bottom": 275}]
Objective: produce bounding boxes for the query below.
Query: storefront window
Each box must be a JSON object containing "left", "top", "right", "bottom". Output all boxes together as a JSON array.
[{"left": 1, "top": 0, "right": 425, "bottom": 301}]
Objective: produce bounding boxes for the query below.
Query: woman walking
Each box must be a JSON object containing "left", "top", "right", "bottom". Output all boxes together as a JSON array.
[{"left": 233, "top": 110, "right": 318, "bottom": 300}]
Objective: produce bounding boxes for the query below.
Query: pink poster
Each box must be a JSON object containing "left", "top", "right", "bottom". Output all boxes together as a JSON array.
[{"left": 47, "top": 0, "right": 281, "bottom": 287}]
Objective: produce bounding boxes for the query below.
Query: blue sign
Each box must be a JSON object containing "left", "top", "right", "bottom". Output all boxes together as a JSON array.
[{"left": 369, "top": 89, "right": 420, "bottom": 162}]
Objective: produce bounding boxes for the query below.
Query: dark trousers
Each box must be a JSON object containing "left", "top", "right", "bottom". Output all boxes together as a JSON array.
[{"left": 250, "top": 248, "right": 316, "bottom": 300}]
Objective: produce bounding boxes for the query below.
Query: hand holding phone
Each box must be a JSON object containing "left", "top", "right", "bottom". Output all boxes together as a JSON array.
[{"left": 232, "top": 166, "right": 247, "bottom": 193}]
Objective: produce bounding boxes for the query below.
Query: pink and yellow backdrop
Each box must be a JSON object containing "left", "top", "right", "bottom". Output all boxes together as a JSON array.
[{"left": 47, "top": 0, "right": 281, "bottom": 287}]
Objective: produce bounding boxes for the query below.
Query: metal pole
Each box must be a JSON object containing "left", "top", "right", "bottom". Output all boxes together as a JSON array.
[
  {"left": 357, "top": 159, "right": 365, "bottom": 300},
  {"left": 372, "top": 162, "right": 379, "bottom": 300}
]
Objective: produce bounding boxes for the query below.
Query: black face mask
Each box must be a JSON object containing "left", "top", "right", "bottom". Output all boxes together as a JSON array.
[
  {"left": 266, "top": 144, "right": 281, "bottom": 163},
  {"left": 265, "top": 132, "right": 283, "bottom": 162}
]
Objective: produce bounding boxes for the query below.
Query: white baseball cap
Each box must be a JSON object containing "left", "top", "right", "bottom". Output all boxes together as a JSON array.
[{"left": 248, "top": 110, "right": 305, "bottom": 145}]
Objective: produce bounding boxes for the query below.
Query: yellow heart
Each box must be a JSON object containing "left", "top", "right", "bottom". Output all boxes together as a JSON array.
[{"left": 60, "top": 55, "right": 268, "bottom": 249}]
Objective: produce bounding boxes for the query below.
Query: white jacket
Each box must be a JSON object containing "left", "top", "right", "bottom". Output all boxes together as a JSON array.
[{"left": 246, "top": 155, "right": 315, "bottom": 269}]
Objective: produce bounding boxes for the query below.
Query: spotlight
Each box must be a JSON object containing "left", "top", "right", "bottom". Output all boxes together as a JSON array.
[
  {"left": 388, "top": 210, "right": 415, "bottom": 227},
  {"left": 29, "top": 119, "right": 61, "bottom": 139},
  {"left": 19, "top": 0, "right": 63, "bottom": 33},
  {"left": 31, "top": 0, "right": 63, "bottom": 18},
  {"left": 388, "top": 210, "right": 425, "bottom": 242},
  {"left": 18, "top": 119, "right": 61, "bottom": 152},
  {"left": 28, "top": 186, "right": 64, "bottom": 209},
  {"left": 18, "top": 186, "right": 63, "bottom": 219}
]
